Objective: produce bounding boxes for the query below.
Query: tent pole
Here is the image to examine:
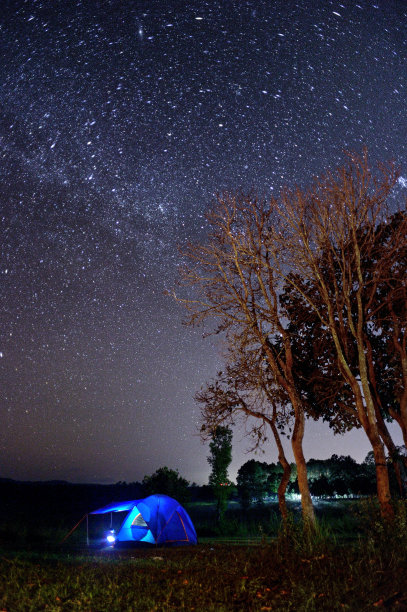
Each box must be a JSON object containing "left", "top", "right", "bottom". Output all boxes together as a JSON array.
[
  {"left": 59, "top": 514, "right": 87, "bottom": 545},
  {"left": 86, "top": 514, "right": 89, "bottom": 547}
]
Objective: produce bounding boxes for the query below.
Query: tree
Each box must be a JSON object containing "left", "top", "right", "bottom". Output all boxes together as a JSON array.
[
  {"left": 237, "top": 459, "right": 274, "bottom": 510},
  {"left": 274, "top": 150, "right": 405, "bottom": 518},
  {"left": 207, "top": 426, "right": 233, "bottom": 523},
  {"left": 197, "top": 348, "right": 292, "bottom": 519},
  {"left": 178, "top": 193, "right": 316, "bottom": 525},
  {"left": 142, "top": 467, "right": 190, "bottom": 504},
  {"left": 309, "top": 475, "right": 333, "bottom": 498},
  {"left": 177, "top": 150, "right": 405, "bottom": 521},
  {"left": 367, "top": 212, "right": 407, "bottom": 450},
  {"left": 280, "top": 210, "right": 407, "bottom": 497}
]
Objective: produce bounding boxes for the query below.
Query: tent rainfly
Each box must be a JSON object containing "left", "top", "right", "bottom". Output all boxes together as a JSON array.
[{"left": 90, "top": 494, "right": 198, "bottom": 546}]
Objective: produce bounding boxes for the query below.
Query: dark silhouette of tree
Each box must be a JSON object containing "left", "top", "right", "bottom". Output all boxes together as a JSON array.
[
  {"left": 235, "top": 453, "right": 381, "bottom": 501},
  {"left": 207, "top": 426, "right": 233, "bottom": 523},
  {"left": 237, "top": 459, "right": 277, "bottom": 510},
  {"left": 142, "top": 467, "right": 190, "bottom": 504},
  {"left": 309, "top": 475, "right": 333, "bottom": 498}
]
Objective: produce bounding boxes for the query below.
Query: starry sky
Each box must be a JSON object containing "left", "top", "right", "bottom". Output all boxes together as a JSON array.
[{"left": 1, "top": 0, "right": 406, "bottom": 485}]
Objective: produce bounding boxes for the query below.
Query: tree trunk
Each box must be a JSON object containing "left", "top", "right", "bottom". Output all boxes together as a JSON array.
[
  {"left": 354, "top": 232, "right": 395, "bottom": 519},
  {"left": 358, "top": 352, "right": 394, "bottom": 519},
  {"left": 291, "top": 399, "right": 315, "bottom": 526},
  {"left": 332, "top": 328, "right": 394, "bottom": 519},
  {"left": 376, "top": 409, "right": 407, "bottom": 498},
  {"left": 276, "top": 455, "right": 291, "bottom": 521},
  {"left": 261, "top": 339, "right": 315, "bottom": 524},
  {"left": 268, "top": 410, "right": 291, "bottom": 520},
  {"left": 366, "top": 333, "right": 407, "bottom": 496},
  {"left": 363, "top": 422, "right": 394, "bottom": 519},
  {"left": 372, "top": 440, "right": 394, "bottom": 519},
  {"left": 352, "top": 384, "right": 394, "bottom": 518}
]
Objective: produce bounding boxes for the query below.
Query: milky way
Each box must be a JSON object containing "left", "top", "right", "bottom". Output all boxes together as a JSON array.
[{"left": 1, "top": 0, "right": 406, "bottom": 484}]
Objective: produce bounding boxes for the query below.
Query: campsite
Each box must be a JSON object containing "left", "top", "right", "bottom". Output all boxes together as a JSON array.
[
  {"left": 1, "top": 479, "right": 407, "bottom": 610},
  {"left": 87, "top": 495, "right": 197, "bottom": 547},
  {"left": 2, "top": 0, "right": 407, "bottom": 608}
]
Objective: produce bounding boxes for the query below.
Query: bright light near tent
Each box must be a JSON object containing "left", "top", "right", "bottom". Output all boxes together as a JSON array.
[{"left": 106, "top": 530, "right": 116, "bottom": 544}]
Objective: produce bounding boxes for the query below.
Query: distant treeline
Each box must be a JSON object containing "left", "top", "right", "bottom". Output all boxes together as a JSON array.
[
  {"left": 236, "top": 454, "right": 385, "bottom": 509},
  {"left": 0, "top": 452, "right": 388, "bottom": 522}
]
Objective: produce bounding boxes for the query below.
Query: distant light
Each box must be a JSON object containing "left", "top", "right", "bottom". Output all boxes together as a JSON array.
[{"left": 287, "top": 493, "right": 301, "bottom": 501}]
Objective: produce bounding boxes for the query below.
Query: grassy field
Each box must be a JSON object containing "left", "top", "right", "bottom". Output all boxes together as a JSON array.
[
  {"left": 1, "top": 534, "right": 407, "bottom": 611},
  {"left": 1, "top": 489, "right": 407, "bottom": 610}
]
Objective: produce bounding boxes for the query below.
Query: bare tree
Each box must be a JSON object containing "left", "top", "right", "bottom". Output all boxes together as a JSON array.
[
  {"left": 177, "top": 193, "right": 316, "bottom": 524},
  {"left": 176, "top": 151, "right": 406, "bottom": 520}
]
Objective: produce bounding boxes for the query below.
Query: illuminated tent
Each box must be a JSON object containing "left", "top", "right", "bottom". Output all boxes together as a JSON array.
[{"left": 89, "top": 494, "right": 197, "bottom": 546}]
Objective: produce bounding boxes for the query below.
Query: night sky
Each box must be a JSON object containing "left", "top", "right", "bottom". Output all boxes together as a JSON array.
[{"left": 1, "top": 0, "right": 406, "bottom": 485}]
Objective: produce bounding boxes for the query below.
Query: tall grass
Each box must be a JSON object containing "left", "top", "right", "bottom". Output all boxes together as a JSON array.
[{"left": 276, "top": 512, "right": 336, "bottom": 560}]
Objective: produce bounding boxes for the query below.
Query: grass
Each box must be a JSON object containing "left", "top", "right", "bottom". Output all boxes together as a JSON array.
[
  {"left": 1, "top": 536, "right": 407, "bottom": 611},
  {"left": 1, "top": 498, "right": 407, "bottom": 610}
]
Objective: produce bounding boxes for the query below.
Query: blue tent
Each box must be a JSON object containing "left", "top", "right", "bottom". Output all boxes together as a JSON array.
[{"left": 90, "top": 494, "right": 197, "bottom": 546}]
